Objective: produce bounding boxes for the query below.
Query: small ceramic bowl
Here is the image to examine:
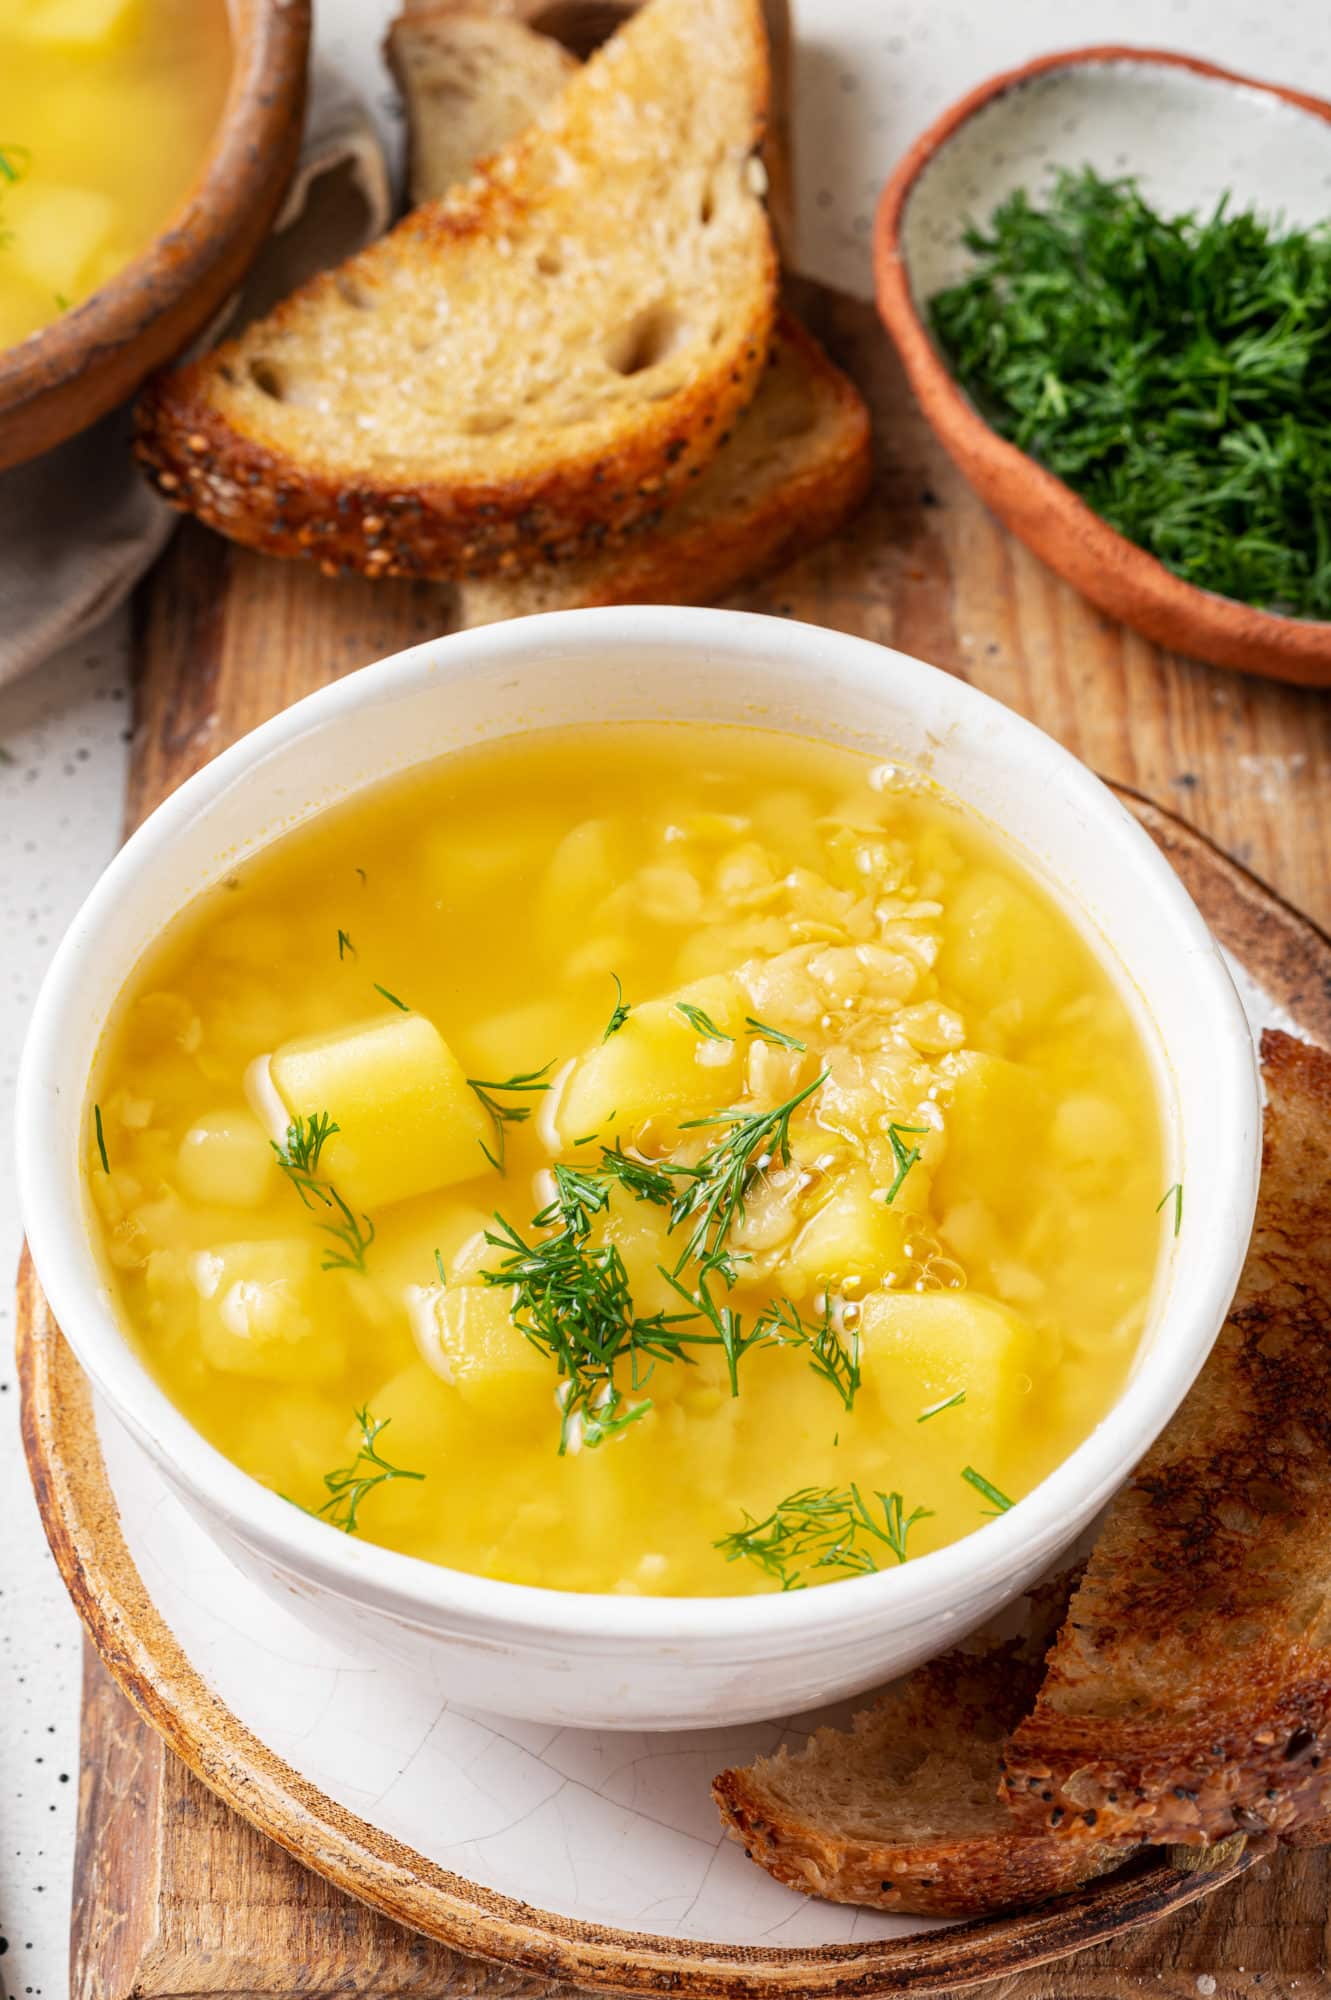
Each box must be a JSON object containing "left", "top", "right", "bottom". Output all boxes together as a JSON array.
[
  {"left": 17, "top": 607, "right": 1261, "bottom": 1729},
  {"left": 875, "top": 48, "right": 1331, "bottom": 687},
  {"left": 0, "top": 0, "right": 310, "bottom": 473}
]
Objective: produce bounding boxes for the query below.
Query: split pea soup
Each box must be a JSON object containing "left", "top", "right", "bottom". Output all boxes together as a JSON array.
[
  {"left": 88, "top": 724, "right": 1166, "bottom": 1596},
  {"left": 0, "top": 0, "right": 232, "bottom": 352}
]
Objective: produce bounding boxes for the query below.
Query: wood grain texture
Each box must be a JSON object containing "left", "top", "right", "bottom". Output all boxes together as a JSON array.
[{"left": 59, "top": 272, "right": 1331, "bottom": 2000}]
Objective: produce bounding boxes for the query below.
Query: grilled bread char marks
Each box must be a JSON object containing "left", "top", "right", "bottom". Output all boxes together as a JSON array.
[
  {"left": 1001, "top": 1029, "right": 1331, "bottom": 1846},
  {"left": 134, "top": 0, "right": 777, "bottom": 582},
  {"left": 456, "top": 313, "right": 871, "bottom": 621},
  {"left": 713, "top": 1572, "right": 1134, "bottom": 1917}
]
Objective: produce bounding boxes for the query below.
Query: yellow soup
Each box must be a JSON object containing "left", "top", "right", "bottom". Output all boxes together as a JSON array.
[
  {"left": 89, "top": 725, "right": 1166, "bottom": 1595},
  {"left": 0, "top": 0, "right": 232, "bottom": 351}
]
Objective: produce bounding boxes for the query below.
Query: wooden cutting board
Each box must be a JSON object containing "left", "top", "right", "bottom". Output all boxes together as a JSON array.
[{"left": 53, "top": 269, "right": 1331, "bottom": 2000}]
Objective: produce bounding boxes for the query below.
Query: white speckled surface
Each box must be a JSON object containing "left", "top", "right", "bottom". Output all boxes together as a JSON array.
[{"left": 2, "top": 0, "right": 1328, "bottom": 1989}]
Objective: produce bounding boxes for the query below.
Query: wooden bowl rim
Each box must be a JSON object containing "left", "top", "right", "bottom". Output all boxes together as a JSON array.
[
  {"left": 873, "top": 43, "right": 1331, "bottom": 687},
  {"left": 0, "top": 0, "right": 311, "bottom": 414},
  {"left": 20, "top": 788, "right": 1308, "bottom": 2000}
]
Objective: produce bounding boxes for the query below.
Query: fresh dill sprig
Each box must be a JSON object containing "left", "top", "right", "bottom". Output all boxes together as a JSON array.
[
  {"left": 467, "top": 1062, "right": 554, "bottom": 1172},
  {"left": 306, "top": 1406, "right": 423, "bottom": 1534},
  {"left": 271, "top": 1111, "right": 340, "bottom": 1207},
  {"left": 659, "top": 1260, "right": 766, "bottom": 1398},
  {"left": 434, "top": 1247, "right": 447, "bottom": 1286},
  {"left": 918, "top": 1390, "right": 967, "bottom": 1422},
  {"left": 929, "top": 166, "right": 1331, "bottom": 617},
  {"left": 93, "top": 1103, "right": 109, "bottom": 1174},
  {"left": 1157, "top": 1181, "right": 1184, "bottom": 1236},
  {"left": 716, "top": 1483, "right": 934, "bottom": 1591},
  {"left": 961, "top": 1465, "right": 1014, "bottom": 1515},
  {"left": 596, "top": 1141, "right": 686, "bottom": 1207},
  {"left": 337, "top": 928, "right": 356, "bottom": 960},
  {"left": 883, "top": 1122, "right": 929, "bottom": 1206},
  {"left": 744, "top": 1016, "right": 806, "bottom": 1052},
  {"left": 374, "top": 983, "right": 410, "bottom": 1012},
  {"left": 759, "top": 1295, "right": 861, "bottom": 1411},
  {"left": 534, "top": 1160, "right": 610, "bottom": 1237},
  {"left": 670, "top": 1070, "right": 829, "bottom": 1278},
  {"left": 314, "top": 1186, "right": 376, "bottom": 1274},
  {"left": 676, "top": 1001, "right": 733, "bottom": 1042},
  {"left": 602, "top": 973, "right": 630, "bottom": 1041},
  {"left": 481, "top": 1210, "right": 703, "bottom": 1455}
]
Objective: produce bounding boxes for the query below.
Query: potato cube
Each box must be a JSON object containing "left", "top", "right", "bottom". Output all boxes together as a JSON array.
[
  {"left": 858, "top": 1288, "right": 1040, "bottom": 1449},
  {"left": 191, "top": 1239, "right": 344, "bottom": 1380},
  {"left": 779, "top": 1167, "right": 909, "bottom": 1294},
  {"left": 941, "top": 870, "right": 1081, "bottom": 1037},
  {"left": 557, "top": 974, "right": 745, "bottom": 1144},
  {"left": 934, "top": 1051, "right": 1048, "bottom": 1227},
  {"left": 9, "top": 183, "right": 117, "bottom": 298},
  {"left": 269, "top": 1012, "right": 489, "bottom": 1210},
  {"left": 407, "top": 1281, "right": 554, "bottom": 1427},
  {"left": 177, "top": 1109, "right": 276, "bottom": 1209}
]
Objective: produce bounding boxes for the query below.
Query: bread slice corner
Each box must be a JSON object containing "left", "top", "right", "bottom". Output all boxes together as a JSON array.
[
  {"left": 134, "top": 0, "right": 777, "bottom": 581},
  {"left": 713, "top": 1574, "right": 1135, "bottom": 1917}
]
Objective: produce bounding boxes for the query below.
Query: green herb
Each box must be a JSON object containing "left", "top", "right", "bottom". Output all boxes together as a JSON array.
[
  {"left": 676, "top": 1001, "right": 733, "bottom": 1042},
  {"left": 595, "top": 1142, "right": 681, "bottom": 1207},
  {"left": 354, "top": 866, "right": 367, "bottom": 885},
  {"left": 603, "top": 973, "right": 630, "bottom": 1041},
  {"left": 716, "top": 1483, "right": 933, "bottom": 1590},
  {"left": 659, "top": 1261, "right": 766, "bottom": 1398},
  {"left": 670, "top": 1069, "right": 829, "bottom": 1279},
  {"left": 305, "top": 1406, "right": 423, "bottom": 1534},
  {"left": 271, "top": 1111, "right": 339, "bottom": 1206},
  {"left": 929, "top": 166, "right": 1331, "bottom": 618},
  {"left": 313, "top": 1186, "right": 376, "bottom": 1273},
  {"left": 883, "top": 1122, "right": 929, "bottom": 1206},
  {"left": 434, "top": 1248, "right": 447, "bottom": 1286},
  {"left": 918, "top": 1390, "right": 967, "bottom": 1422},
  {"left": 337, "top": 929, "right": 356, "bottom": 960},
  {"left": 0, "top": 145, "right": 28, "bottom": 256},
  {"left": 1157, "top": 1181, "right": 1184, "bottom": 1236},
  {"left": 467, "top": 1062, "right": 554, "bottom": 1173},
  {"left": 93, "top": 1103, "right": 109, "bottom": 1175},
  {"left": 961, "top": 1465, "right": 1014, "bottom": 1514},
  {"left": 0, "top": 745, "right": 15, "bottom": 767},
  {"left": 744, "top": 1016, "right": 806, "bottom": 1052},
  {"left": 374, "top": 983, "right": 410, "bottom": 1012},
  {"left": 482, "top": 1211, "right": 702, "bottom": 1454},
  {"left": 53, "top": 290, "right": 69, "bottom": 312},
  {"left": 534, "top": 1160, "right": 610, "bottom": 1238},
  {"left": 758, "top": 1295, "right": 861, "bottom": 1411}
]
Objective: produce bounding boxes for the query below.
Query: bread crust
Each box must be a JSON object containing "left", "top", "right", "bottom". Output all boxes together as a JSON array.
[
  {"left": 133, "top": 0, "right": 777, "bottom": 581},
  {"left": 456, "top": 314, "right": 871, "bottom": 621},
  {"left": 1000, "top": 1030, "right": 1331, "bottom": 1846}
]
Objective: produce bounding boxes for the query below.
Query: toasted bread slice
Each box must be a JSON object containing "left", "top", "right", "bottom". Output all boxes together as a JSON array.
[
  {"left": 456, "top": 313, "right": 871, "bottom": 620},
  {"left": 135, "top": 0, "right": 777, "bottom": 581},
  {"left": 386, "top": 11, "right": 579, "bottom": 208},
  {"left": 713, "top": 1574, "right": 1134, "bottom": 1917},
  {"left": 1001, "top": 1029, "right": 1331, "bottom": 1846}
]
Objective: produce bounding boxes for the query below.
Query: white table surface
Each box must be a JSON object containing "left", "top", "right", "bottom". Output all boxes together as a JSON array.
[{"left": 1, "top": 1, "right": 1326, "bottom": 1990}]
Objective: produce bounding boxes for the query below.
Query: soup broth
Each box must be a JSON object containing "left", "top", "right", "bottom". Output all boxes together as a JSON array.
[
  {"left": 89, "top": 724, "right": 1166, "bottom": 1596},
  {"left": 0, "top": 0, "right": 232, "bottom": 351}
]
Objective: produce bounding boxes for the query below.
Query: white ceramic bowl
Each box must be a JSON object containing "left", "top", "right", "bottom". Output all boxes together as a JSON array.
[{"left": 18, "top": 607, "right": 1260, "bottom": 1729}]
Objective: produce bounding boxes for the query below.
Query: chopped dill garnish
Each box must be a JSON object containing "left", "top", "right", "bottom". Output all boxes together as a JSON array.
[
  {"left": 744, "top": 1016, "right": 806, "bottom": 1052},
  {"left": 373, "top": 983, "right": 410, "bottom": 1012},
  {"left": 918, "top": 1390, "right": 967, "bottom": 1422},
  {"left": 758, "top": 1295, "right": 861, "bottom": 1411},
  {"left": 676, "top": 1001, "right": 733, "bottom": 1042},
  {"left": 534, "top": 1160, "right": 609, "bottom": 1238},
  {"left": 573, "top": 1131, "right": 599, "bottom": 1148},
  {"left": 670, "top": 1069, "right": 829, "bottom": 1278},
  {"left": 961, "top": 1465, "right": 1014, "bottom": 1514},
  {"left": 1157, "top": 1181, "right": 1184, "bottom": 1237},
  {"left": 716, "top": 1483, "right": 933, "bottom": 1590},
  {"left": 883, "top": 1122, "right": 929, "bottom": 1206},
  {"left": 93, "top": 1103, "right": 109, "bottom": 1174},
  {"left": 602, "top": 973, "right": 630, "bottom": 1041},
  {"left": 305, "top": 1406, "right": 423, "bottom": 1534},
  {"left": 314, "top": 1187, "right": 376, "bottom": 1274},
  {"left": 271, "top": 1111, "right": 339, "bottom": 1205},
  {"left": 0, "top": 146, "right": 28, "bottom": 184},
  {"left": 467, "top": 1062, "right": 554, "bottom": 1173},
  {"left": 659, "top": 1261, "right": 766, "bottom": 1399},
  {"left": 597, "top": 1141, "right": 684, "bottom": 1207},
  {"left": 434, "top": 1247, "right": 447, "bottom": 1286},
  {"left": 929, "top": 166, "right": 1331, "bottom": 617},
  {"left": 337, "top": 928, "right": 356, "bottom": 960}
]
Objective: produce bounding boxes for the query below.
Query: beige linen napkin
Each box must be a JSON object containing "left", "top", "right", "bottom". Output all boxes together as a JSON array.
[{"left": 0, "top": 64, "right": 393, "bottom": 688}]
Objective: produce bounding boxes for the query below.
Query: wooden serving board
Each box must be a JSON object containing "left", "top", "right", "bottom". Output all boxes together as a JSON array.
[{"left": 19, "top": 273, "right": 1329, "bottom": 2000}]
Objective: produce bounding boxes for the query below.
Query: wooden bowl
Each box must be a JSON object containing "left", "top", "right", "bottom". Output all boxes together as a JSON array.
[
  {"left": 0, "top": 0, "right": 311, "bottom": 473},
  {"left": 874, "top": 47, "right": 1331, "bottom": 688}
]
